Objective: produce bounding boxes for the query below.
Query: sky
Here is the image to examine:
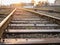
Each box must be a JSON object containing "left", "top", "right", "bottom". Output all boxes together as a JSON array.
[{"left": 0, "top": 0, "right": 55, "bottom": 5}]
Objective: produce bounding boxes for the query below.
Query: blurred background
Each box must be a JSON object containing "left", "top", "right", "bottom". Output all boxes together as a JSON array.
[{"left": 0, "top": 0, "right": 60, "bottom": 12}]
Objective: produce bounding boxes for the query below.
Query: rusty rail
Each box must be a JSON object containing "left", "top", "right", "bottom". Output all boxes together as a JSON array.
[
  {"left": 0, "top": 8, "right": 16, "bottom": 38},
  {"left": 21, "top": 8, "right": 60, "bottom": 24}
]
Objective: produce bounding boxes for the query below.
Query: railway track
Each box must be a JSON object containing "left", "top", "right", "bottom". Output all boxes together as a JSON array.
[
  {"left": 0, "top": 8, "right": 60, "bottom": 45},
  {"left": 8, "top": 9, "right": 60, "bottom": 29}
]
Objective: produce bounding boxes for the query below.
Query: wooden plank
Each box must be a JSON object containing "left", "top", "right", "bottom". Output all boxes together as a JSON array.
[{"left": 6, "top": 29, "right": 60, "bottom": 33}]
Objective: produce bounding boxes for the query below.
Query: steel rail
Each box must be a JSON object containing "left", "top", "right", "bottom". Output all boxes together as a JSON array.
[
  {"left": 21, "top": 8, "right": 60, "bottom": 24},
  {"left": 0, "top": 8, "right": 16, "bottom": 38}
]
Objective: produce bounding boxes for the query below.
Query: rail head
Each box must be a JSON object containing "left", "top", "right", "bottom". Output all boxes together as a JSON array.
[{"left": 0, "top": 8, "right": 16, "bottom": 38}]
